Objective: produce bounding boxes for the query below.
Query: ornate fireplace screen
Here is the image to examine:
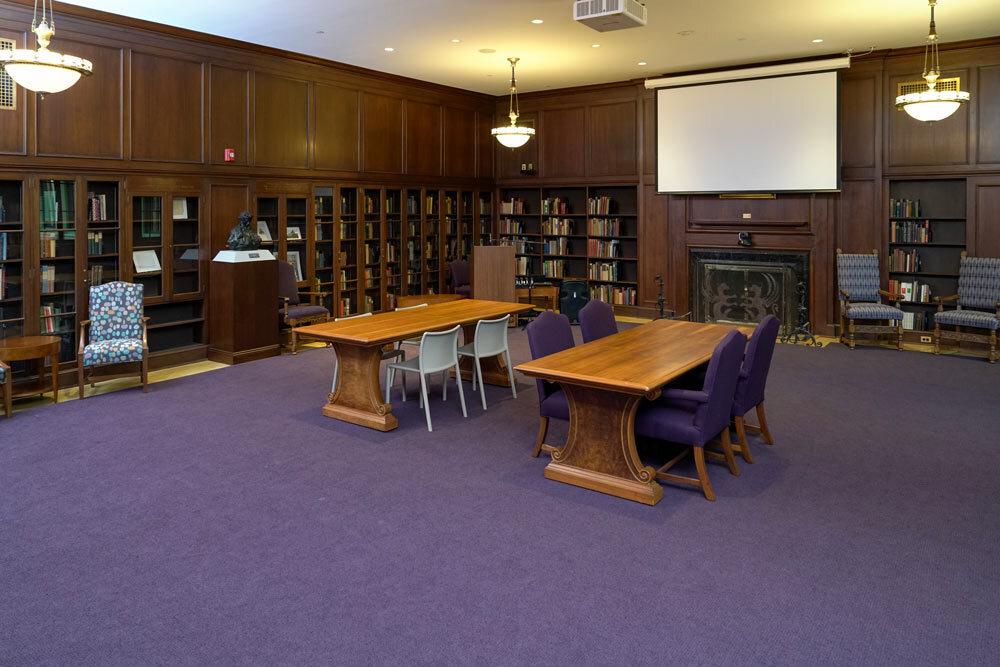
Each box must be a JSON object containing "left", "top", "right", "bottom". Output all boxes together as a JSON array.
[{"left": 692, "top": 257, "right": 802, "bottom": 334}]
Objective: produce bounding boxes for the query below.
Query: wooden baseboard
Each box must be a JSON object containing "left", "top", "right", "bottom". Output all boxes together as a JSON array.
[{"left": 207, "top": 344, "right": 280, "bottom": 365}]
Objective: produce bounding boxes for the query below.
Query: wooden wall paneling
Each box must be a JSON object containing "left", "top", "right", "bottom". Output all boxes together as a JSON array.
[
  {"left": 539, "top": 106, "right": 585, "bottom": 178},
  {"left": 837, "top": 179, "right": 879, "bottom": 252},
  {"left": 209, "top": 182, "right": 249, "bottom": 256},
  {"left": 976, "top": 65, "right": 1000, "bottom": 165},
  {"left": 130, "top": 51, "right": 204, "bottom": 162},
  {"left": 586, "top": 100, "right": 637, "bottom": 177},
  {"left": 477, "top": 110, "right": 494, "bottom": 179},
  {"left": 254, "top": 72, "right": 309, "bottom": 169},
  {"left": 209, "top": 65, "right": 249, "bottom": 166},
  {"left": 687, "top": 195, "right": 812, "bottom": 229},
  {"left": 841, "top": 74, "right": 878, "bottom": 169},
  {"left": 640, "top": 186, "right": 670, "bottom": 308},
  {"left": 811, "top": 194, "right": 837, "bottom": 333},
  {"left": 968, "top": 176, "right": 1000, "bottom": 257},
  {"left": 642, "top": 92, "right": 656, "bottom": 176},
  {"left": 668, "top": 195, "right": 689, "bottom": 313},
  {"left": 443, "top": 106, "right": 475, "bottom": 177},
  {"left": 314, "top": 83, "right": 359, "bottom": 172},
  {"left": 0, "top": 26, "right": 27, "bottom": 155},
  {"left": 886, "top": 67, "right": 970, "bottom": 168},
  {"left": 36, "top": 40, "right": 122, "bottom": 158},
  {"left": 361, "top": 92, "right": 403, "bottom": 174},
  {"left": 405, "top": 100, "right": 442, "bottom": 176}
]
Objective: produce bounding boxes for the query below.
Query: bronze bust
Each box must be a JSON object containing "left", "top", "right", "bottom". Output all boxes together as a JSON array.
[{"left": 227, "top": 210, "right": 261, "bottom": 251}]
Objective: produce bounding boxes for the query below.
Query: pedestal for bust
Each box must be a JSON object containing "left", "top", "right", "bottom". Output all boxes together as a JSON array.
[{"left": 208, "top": 250, "right": 280, "bottom": 365}]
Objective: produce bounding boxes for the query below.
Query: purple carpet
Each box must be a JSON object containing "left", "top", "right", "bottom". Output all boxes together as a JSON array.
[{"left": 2, "top": 328, "right": 998, "bottom": 665}]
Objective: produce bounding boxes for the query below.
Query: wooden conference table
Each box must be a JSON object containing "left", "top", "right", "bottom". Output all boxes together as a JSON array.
[
  {"left": 295, "top": 299, "right": 534, "bottom": 431},
  {"left": 515, "top": 319, "right": 753, "bottom": 506}
]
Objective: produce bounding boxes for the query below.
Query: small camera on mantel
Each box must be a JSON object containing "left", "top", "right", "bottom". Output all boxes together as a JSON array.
[{"left": 520, "top": 163, "right": 536, "bottom": 176}]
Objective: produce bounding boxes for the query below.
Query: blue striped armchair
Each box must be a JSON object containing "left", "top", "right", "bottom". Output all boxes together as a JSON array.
[
  {"left": 934, "top": 253, "right": 1000, "bottom": 363},
  {"left": 836, "top": 249, "right": 904, "bottom": 350}
]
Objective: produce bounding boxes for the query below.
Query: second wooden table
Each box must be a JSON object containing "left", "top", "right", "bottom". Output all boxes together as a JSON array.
[{"left": 295, "top": 299, "right": 533, "bottom": 431}]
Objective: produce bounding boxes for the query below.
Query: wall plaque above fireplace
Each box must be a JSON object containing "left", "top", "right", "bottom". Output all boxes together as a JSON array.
[{"left": 689, "top": 249, "right": 809, "bottom": 334}]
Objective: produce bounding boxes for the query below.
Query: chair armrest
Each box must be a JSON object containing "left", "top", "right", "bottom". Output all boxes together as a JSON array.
[
  {"left": 662, "top": 388, "right": 709, "bottom": 404},
  {"left": 279, "top": 296, "right": 290, "bottom": 316},
  {"left": 839, "top": 289, "right": 851, "bottom": 300},
  {"left": 935, "top": 294, "right": 960, "bottom": 311},
  {"left": 298, "top": 290, "right": 330, "bottom": 306},
  {"left": 78, "top": 319, "right": 91, "bottom": 356},
  {"left": 142, "top": 317, "right": 150, "bottom": 349},
  {"left": 878, "top": 289, "right": 903, "bottom": 303}
]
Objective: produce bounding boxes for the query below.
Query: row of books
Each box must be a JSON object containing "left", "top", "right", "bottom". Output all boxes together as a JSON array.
[
  {"left": 363, "top": 222, "right": 380, "bottom": 239},
  {"left": 364, "top": 295, "right": 377, "bottom": 312},
  {"left": 0, "top": 195, "right": 14, "bottom": 223},
  {"left": 501, "top": 198, "right": 527, "bottom": 214},
  {"left": 40, "top": 305, "right": 68, "bottom": 334},
  {"left": 591, "top": 284, "right": 636, "bottom": 306},
  {"left": 40, "top": 180, "right": 75, "bottom": 223},
  {"left": 0, "top": 232, "right": 20, "bottom": 261},
  {"left": 363, "top": 196, "right": 380, "bottom": 215},
  {"left": 39, "top": 232, "right": 69, "bottom": 259},
  {"left": 516, "top": 256, "right": 532, "bottom": 275},
  {"left": 588, "top": 239, "right": 621, "bottom": 258},
  {"left": 588, "top": 196, "right": 618, "bottom": 215},
  {"left": 542, "top": 237, "right": 571, "bottom": 255},
  {"left": 888, "top": 248, "right": 921, "bottom": 272},
  {"left": 87, "top": 192, "right": 111, "bottom": 221},
  {"left": 425, "top": 241, "right": 438, "bottom": 259},
  {"left": 339, "top": 296, "right": 353, "bottom": 317},
  {"left": 500, "top": 236, "right": 531, "bottom": 254},
  {"left": 499, "top": 218, "right": 523, "bottom": 234},
  {"left": 889, "top": 198, "right": 921, "bottom": 218},
  {"left": 88, "top": 264, "right": 114, "bottom": 286},
  {"left": 890, "top": 219, "right": 932, "bottom": 243},
  {"left": 425, "top": 196, "right": 438, "bottom": 215},
  {"left": 443, "top": 198, "right": 456, "bottom": 214},
  {"left": 0, "top": 266, "right": 13, "bottom": 299},
  {"left": 407, "top": 273, "right": 421, "bottom": 286},
  {"left": 589, "top": 218, "right": 625, "bottom": 236},
  {"left": 385, "top": 293, "right": 397, "bottom": 310},
  {"left": 541, "top": 260, "right": 566, "bottom": 278},
  {"left": 407, "top": 197, "right": 420, "bottom": 215},
  {"left": 87, "top": 231, "right": 114, "bottom": 255},
  {"left": 888, "top": 279, "right": 932, "bottom": 303},
  {"left": 385, "top": 242, "right": 399, "bottom": 263},
  {"left": 39, "top": 265, "right": 59, "bottom": 293},
  {"left": 542, "top": 218, "right": 573, "bottom": 235},
  {"left": 542, "top": 197, "right": 571, "bottom": 215},
  {"left": 589, "top": 261, "right": 622, "bottom": 281},
  {"left": 364, "top": 244, "right": 381, "bottom": 265},
  {"left": 902, "top": 311, "right": 930, "bottom": 331},
  {"left": 364, "top": 268, "right": 379, "bottom": 287},
  {"left": 340, "top": 223, "right": 357, "bottom": 239}
]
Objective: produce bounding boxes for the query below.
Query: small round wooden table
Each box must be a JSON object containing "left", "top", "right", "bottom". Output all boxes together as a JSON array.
[{"left": 0, "top": 335, "right": 62, "bottom": 403}]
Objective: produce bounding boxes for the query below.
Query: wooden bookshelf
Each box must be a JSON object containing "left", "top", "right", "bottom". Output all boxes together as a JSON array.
[
  {"left": 886, "top": 179, "right": 967, "bottom": 336},
  {"left": 497, "top": 185, "right": 639, "bottom": 306}
]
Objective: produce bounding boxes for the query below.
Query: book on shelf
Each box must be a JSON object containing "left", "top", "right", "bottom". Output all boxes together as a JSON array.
[
  {"left": 542, "top": 217, "right": 573, "bottom": 235},
  {"left": 132, "top": 250, "right": 161, "bottom": 274},
  {"left": 87, "top": 231, "right": 106, "bottom": 254},
  {"left": 541, "top": 259, "right": 565, "bottom": 278},
  {"left": 543, "top": 237, "right": 569, "bottom": 255},
  {"left": 172, "top": 197, "right": 188, "bottom": 220},
  {"left": 40, "top": 264, "right": 56, "bottom": 292},
  {"left": 87, "top": 192, "right": 109, "bottom": 221},
  {"left": 888, "top": 248, "right": 921, "bottom": 272},
  {"left": 902, "top": 311, "right": 930, "bottom": 331},
  {"left": 888, "top": 279, "right": 932, "bottom": 303},
  {"left": 0, "top": 232, "right": 7, "bottom": 260},
  {"left": 589, "top": 261, "right": 620, "bottom": 281},
  {"left": 542, "top": 197, "right": 570, "bottom": 215},
  {"left": 587, "top": 238, "right": 620, "bottom": 258},
  {"left": 890, "top": 219, "right": 931, "bottom": 243},
  {"left": 589, "top": 218, "right": 621, "bottom": 236},
  {"left": 88, "top": 264, "right": 105, "bottom": 286},
  {"left": 889, "top": 198, "right": 921, "bottom": 218},
  {"left": 516, "top": 256, "right": 530, "bottom": 275},
  {"left": 501, "top": 198, "right": 526, "bottom": 215},
  {"left": 588, "top": 196, "right": 614, "bottom": 215},
  {"left": 0, "top": 266, "right": 5, "bottom": 299},
  {"left": 591, "top": 284, "right": 636, "bottom": 306}
]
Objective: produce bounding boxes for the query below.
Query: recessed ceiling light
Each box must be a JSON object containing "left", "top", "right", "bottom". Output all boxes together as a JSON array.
[
  {"left": 677, "top": 30, "right": 695, "bottom": 37},
  {"left": 451, "top": 39, "right": 461, "bottom": 43},
  {"left": 637, "top": 61, "right": 647, "bottom": 66},
  {"left": 592, "top": 44, "right": 601, "bottom": 48},
  {"left": 812, "top": 38, "right": 824, "bottom": 43},
  {"left": 478, "top": 48, "right": 496, "bottom": 54},
  {"left": 315, "top": 30, "right": 325, "bottom": 34},
  {"left": 384, "top": 47, "right": 394, "bottom": 52},
  {"left": 531, "top": 19, "right": 544, "bottom": 24}
]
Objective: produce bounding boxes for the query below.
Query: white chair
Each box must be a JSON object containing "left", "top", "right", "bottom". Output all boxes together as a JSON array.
[
  {"left": 330, "top": 312, "right": 405, "bottom": 393},
  {"left": 385, "top": 324, "right": 467, "bottom": 432},
  {"left": 456, "top": 315, "right": 516, "bottom": 410},
  {"left": 395, "top": 302, "right": 429, "bottom": 351}
]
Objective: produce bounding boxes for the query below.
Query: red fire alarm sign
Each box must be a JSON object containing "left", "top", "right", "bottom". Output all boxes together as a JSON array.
[{"left": 224, "top": 148, "right": 236, "bottom": 162}]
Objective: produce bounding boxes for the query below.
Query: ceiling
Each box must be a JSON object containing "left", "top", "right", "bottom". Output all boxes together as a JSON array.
[{"left": 59, "top": 0, "right": 1000, "bottom": 95}]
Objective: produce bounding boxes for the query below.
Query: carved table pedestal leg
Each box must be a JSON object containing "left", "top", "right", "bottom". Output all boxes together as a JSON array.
[
  {"left": 322, "top": 343, "right": 397, "bottom": 431},
  {"left": 544, "top": 383, "right": 662, "bottom": 505}
]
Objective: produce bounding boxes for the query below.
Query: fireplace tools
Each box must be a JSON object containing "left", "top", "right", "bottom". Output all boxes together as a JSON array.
[{"left": 779, "top": 281, "right": 823, "bottom": 347}]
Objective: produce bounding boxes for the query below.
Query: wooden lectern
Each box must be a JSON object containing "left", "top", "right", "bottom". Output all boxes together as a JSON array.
[
  {"left": 472, "top": 246, "right": 515, "bottom": 302},
  {"left": 208, "top": 251, "right": 280, "bottom": 364}
]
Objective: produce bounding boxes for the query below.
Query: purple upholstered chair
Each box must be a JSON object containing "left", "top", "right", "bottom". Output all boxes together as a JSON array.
[
  {"left": 525, "top": 310, "right": 575, "bottom": 457},
  {"left": 634, "top": 329, "right": 747, "bottom": 501},
  {"left": 729, "top": 315, "right": 780, "bottom": 464},
  {"left": 450, "top": 259, "right": 471, "bottom": 297},
  {"left": 278, "top": 260, "right": 329, "bottom": 354},
  {"left": 579, "top": 299, "right": 618, "bottom": 344}
]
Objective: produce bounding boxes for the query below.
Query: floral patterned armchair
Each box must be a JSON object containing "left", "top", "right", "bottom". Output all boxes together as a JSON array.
[{"left": 77, "top": 281, "right": 149, "bottom": 398}]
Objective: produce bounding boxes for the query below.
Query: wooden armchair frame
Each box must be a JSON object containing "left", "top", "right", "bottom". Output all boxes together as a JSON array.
[
  {"left": 933, "top": 294, "right": 1000, "bottom": 364},
  {"left": 1, "top": 360, "right": 10, "bottom": 418},
  {"left": 280, "top": 289, "right": 330, "bottom": 354},
  {"left": 77, "top": 316, "right": 150, "bottom": 399},
  {"left": 837, "top": 249, "right": 904, "bottom": 350}
]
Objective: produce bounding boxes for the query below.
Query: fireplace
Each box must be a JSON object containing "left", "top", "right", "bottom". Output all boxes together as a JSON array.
[{"left": 689, "top": 249, "right": 808, "bottom": 334}]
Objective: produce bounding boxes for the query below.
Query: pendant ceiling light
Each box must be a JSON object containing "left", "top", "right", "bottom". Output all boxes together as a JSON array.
[
  {"left": 895, "top": 0, "right": 969, "bottom": 122},
  {"left": 0, "top": 0, "right": 93, "bottom": 96},
  {"left": 492, "top": 57, "right": 535, "bottom": 148}
]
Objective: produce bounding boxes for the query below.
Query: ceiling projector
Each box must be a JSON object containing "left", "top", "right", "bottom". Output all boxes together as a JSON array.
[{"left": 573, "top": 0, "right": 647, "bottom": 32}]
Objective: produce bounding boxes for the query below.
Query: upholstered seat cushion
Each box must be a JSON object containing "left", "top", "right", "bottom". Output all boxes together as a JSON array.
[
  {"left": 456, "top": 284, "right": 471, "bottom": 297},
  {"left": 635, "top": 399, "right": 702, "bottom": 447},
  {"left": 845, "top": 302, "right": 904, "bottom": 320},
  {"left": 286, "top": 304, "right": 328, "bottom": 320},
  {"left": 934, "top": 308, "right": 999, "bottom": 330},
  {"left": 539, "top": 389, "right": 569, "bottom": 420},
  {"left": 0, "top": 364, "right": 6, "bottom": 383},
  {"left": 83, "top": 339, "right": 144, "bottom": 367}
]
